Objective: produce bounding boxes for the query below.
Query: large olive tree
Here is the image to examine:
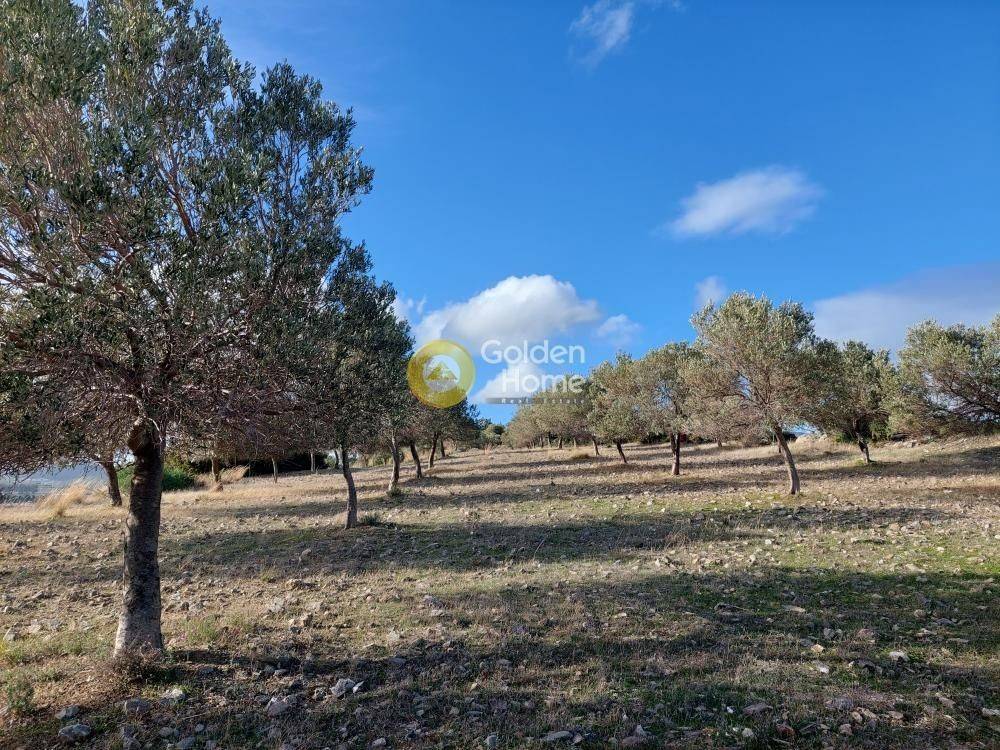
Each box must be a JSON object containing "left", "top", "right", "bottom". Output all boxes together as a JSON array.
[
  {"left": 895, "top": 317, "right": 1000, "bottom": 434},
  {"left": 0, "top": 0, "right": 372, "bottom": 654},
  {"left": 687, "top": 294, "right": 823, "bottom": 495},
  {"left": 807, "top": 340, "right": 893, "bottom": 463}
]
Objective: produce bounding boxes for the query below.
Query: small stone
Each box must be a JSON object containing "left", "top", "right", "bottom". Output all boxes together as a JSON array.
[
  {"left": 176, "top": 738, "right": 196, "bottom": 750},
  {"left": 485, "top": 734, "right": 499, "bottom": 749},
  {"left": 776, "top": 724, "right": 796, "bottom": 739},
  {"left": 542, "top": 730, "right": 573, "bottom": 743},
  {"left": 2, "top": 628, "right": 15, "bottom": 642},
  {"left": 331, "top": 678, "right": 356, "bottom": 699},
  {"left": 888, "top": 650, "right": 908, "bottom": 663},
  {"left": 56, "top": 705, "right": 80, "bottom": 720},
  {"left": 982, "top": 707, "right": 1000, "bottom": 718},
  {"left": 388, "top": 656, "right": 407, "bottom": 667},
  {"left": 161, "top": 686, "right": 187, "bottom": 704},
  {"left": 826, "top": 696, "right": 854, "bottom": 711},
  {"left": 159, "top": 727, "right": 178, "bottom": 738},
  {"left": 58, "top": 723, "right": 92, "bottom": 744},
  {"left": 123, "top": 697, "right": 151, "bottom": 715},
  {"left": 839, "top": 723, "right": 853, "bottom": 736},
  {"left": 743, "top": 702, "right": 770, "bottom": 716},
  {"left": 740, "top": 728, "right": 754, "bottom": 739},
  {"left": 266, "top": 696, "right": 291, "bottom": 717},
  {"left": 935, "top": 693, "right": 955, "bottom": 709},
  {"left": 371, "top": 739, "right": 387, "bottom": 749}
]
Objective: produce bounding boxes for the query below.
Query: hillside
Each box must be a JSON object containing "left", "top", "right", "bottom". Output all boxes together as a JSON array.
[{"left": 1, "top": 436, "right": 998, "bottom": 748}]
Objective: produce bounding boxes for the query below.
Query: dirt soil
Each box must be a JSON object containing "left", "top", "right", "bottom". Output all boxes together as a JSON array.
[{"left": 1, "top": 436, "right": 998, "bottom": 749}]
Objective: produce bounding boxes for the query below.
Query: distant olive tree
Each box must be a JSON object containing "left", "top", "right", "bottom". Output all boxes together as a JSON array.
[
  {"left": 895, "top": 317, "right": 1000, "bottom": 435},
  {"left": 0, "top": 0, "right": 372, "bottom": 654},
  {"left": 687, "top": 294, "right": 824, "bottom": 494},
  {"left": 587, "top": 354, "right": 646, "bottom": 463},
  {"left": 807, "top": 341, "right": 893, "bottom": 463},
  {"left": 638, "top": 343, "right": 691, "bottom": 475}
]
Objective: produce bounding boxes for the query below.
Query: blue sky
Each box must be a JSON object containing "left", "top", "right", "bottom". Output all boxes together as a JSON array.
[{"left": 211, "top": 0, "right": 1000, "bottom": 420}]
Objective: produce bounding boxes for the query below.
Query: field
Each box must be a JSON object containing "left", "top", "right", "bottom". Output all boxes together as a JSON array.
[{"left": 0, "top": 436, "right": 998, "bottom": 749}]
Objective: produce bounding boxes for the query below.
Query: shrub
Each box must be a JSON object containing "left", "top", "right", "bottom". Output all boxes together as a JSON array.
[
  {"left": 38, "top": 481, "right": 95, "bottom": 518},
  {"left": 4, "top": 674, "right": 34, "bottom": 715},
  {"left": 117, "top": 463, "right": 197, "bottom": 494}
]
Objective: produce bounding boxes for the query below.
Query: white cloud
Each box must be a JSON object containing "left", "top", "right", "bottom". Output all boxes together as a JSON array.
[
  {"left": 669, "top": 166, "right": 823, "bottom": 237},
  {"left": 595, "top": 313, "right": 641, "bottom": 346},
  {"left": 813, "top": 263, "right": 1000, "bottom": 353},
  {"left": 694, "top": 275, "right": 727, "bottom": 309},
  {"left": 569, "top": 1, "right": 636, "bottom": 66},
  {"left": 471, "top": 362, "right": 546, "bottom": 404},
  {"left": 413, "top": 275, "right": 602, "bottom": 350},
  {"left": 390, "top": 294, "right": 426, "bottom": 324}
]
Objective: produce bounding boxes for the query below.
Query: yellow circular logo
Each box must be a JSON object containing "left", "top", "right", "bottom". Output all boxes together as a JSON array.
[{"left": 407, "top": 339, "right": 475, "bottom": 408}]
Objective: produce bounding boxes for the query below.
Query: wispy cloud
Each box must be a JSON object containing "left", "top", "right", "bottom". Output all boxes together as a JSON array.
[
  {"left": 668, "top": 166, "right": 823, "bottom": 237},
  {"left": 812, "top": 263, "right": 1000, "bottom": 353},
  {"left": 569, "top": 1, "right": 636, "bottom": 67},
  {"left": 595, "top": 313, "right": 641, "bottom": 346},
  {"left": 694, "top": 275, "right": 727, "bottom": 309}
]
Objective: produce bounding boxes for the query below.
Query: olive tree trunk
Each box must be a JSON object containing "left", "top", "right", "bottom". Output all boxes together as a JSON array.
[
  {"left": 342, "top": 441, "right": 358, "bottom": 529},
  {"left": 858, "top": 439, "right": 871, "bottom": 464},
  {"left": 592, "top": 437, "right": 600, "bottom": 456},
  {"left": 615, "top": 441, "right": 628, "bottom": 464},
  {"left": 409, "top": 441, "right": 423, "bottom": 478},
  {"left": 271, "top": 457, "right": 278, "bottom": 483},
  {"left": 439, "top": 438, "right": 446, "bottom": 459},
  {"left": 429, "top": 433, "right": 439, "bottom": 468},
  {"left": 114, "top": 422, "right": 165, "bottom": 656},
  {"left": 310, "top": 450, "right": 317, "bottom": 473},
  {"left": 210, "top": 455, "right": 223, "bottom": 488},
  {"left": 773, "top": 426, "right": 800, "bottom": 495},
  {"left": 387, "top": 436, "right": 401, "bottom": 495},
  {"left": 101, "top": 459, "right": 123, "bottom": 507},
  {"left": 670, "top": 433, "right": 681, "bottom": 476}
]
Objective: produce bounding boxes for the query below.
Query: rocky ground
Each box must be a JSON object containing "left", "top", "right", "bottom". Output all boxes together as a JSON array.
[{"left": 0, "top": 435, "right": 998, "bottom": 749}]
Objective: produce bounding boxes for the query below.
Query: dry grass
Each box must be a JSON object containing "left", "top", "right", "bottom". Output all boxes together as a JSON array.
[
  {"left": 0, "top": 436, "right": 997, "bottom": 748},
  {"left": 31, "top": 481, "right": 103, "bottom": 520}
]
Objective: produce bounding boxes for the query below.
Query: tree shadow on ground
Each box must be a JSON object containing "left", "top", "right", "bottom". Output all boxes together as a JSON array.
[
  {"left": 6, "top": 567, "right": 995, "bottom": 750},
  {"left": 159, "top": 503, "right": 962, "bottom": 580}
]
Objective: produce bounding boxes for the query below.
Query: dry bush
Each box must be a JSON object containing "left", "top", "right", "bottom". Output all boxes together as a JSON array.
[
  {"left": 568, "top": 448, "right": 592, "bottom": 460},
  {"left": 221, "top": 465, "right": 248, "bottom": 483},
  {"left": 37, "top": 481, "right": 100, "bottom": 519}
]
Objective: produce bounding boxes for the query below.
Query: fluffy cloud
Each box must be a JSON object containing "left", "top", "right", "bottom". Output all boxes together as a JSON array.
[
  {"left": 569, "top": 1, "right": 635, "bottom": 67},
  {"left": 471, "top": 361, "right": 546, "bottom": 404},
  {"left": 694, "top": 275, "right": 727, "bottom": 309},
  {"left": 595, "top": 313, "right": 641, "bottom": 346},
  {"left": 390, "top": 295, "right": 426, "bottom": 324},
  {"left": 670, "top": 167, "right": 822, "bottom": 237},
  {"left": 813, "top": 263, "right": 1000, "bottom": 353},
  {"left": 413, "top": 275, "right": 602, "bottom": 350}
]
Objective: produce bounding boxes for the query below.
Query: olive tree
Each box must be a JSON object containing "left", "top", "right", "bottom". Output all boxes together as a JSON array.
[
  {"left": 895, "top": 317, "right": 1000, "bottom": 434},
  {"left": 587, "top": 354, "right": 647, "bottom": 463},
  {"left": 687, "top": 294, "right": 823, "bottom": 494},
  {"left": 319, "top": 256, "right": 409, "bottom": 528},
  {"left": 0, "top": 0, "right": 372, "bottom": 654},
  {"left": 807, "top": 341, "right": 893, "bottom": 463},
  {"left": 638, "top": 343, "right": 690, "bottom": 475}
]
